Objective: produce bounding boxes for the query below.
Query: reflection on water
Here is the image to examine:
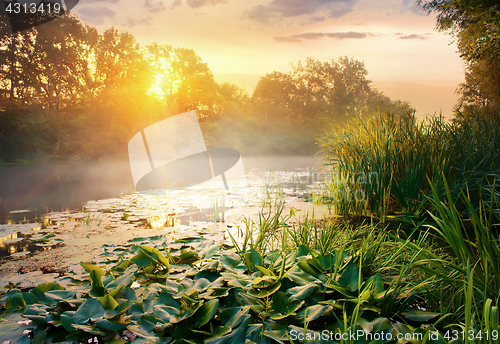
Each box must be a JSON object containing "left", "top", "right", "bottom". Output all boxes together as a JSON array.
[
  {"left": 0, "top": 223, "right": 49, "bottom": 258},
  {"left": 0, "top": 161, "right": 134, "bottom": 224},
  {"left": 0, "top": 156, "right": 326, "bottom": 258}
]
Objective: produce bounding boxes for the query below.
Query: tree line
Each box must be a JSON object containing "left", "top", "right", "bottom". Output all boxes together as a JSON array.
[
  {"left": 1, "top": 14, "right": 412, "bottom": 163},
  {"left": 417, "top": 0, "right": 500, "bottom": 123}
]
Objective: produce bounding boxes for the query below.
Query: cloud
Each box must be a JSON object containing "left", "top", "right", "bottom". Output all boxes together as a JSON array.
[
  {"left": 78, "top": 7, "right": 116, "bottom": 25},
  {"left": 171, "top": 0, "right": 226, "bottom": 8},
  {"left": 171, "top": 0, "right": 182, "bottom": 7},
  {"left": 145, "top": 0, "right": 166, "bottom": 12},
  {"left": 327, "top": 31, "right": 370, "bottom": 39},
  {"left": 274, "top": 31, "right": 375, "bottom": 42},
  {"left": 398, "top": 33, "right": 431, "bottom": 40},
  {"left": 245, "top": 0, "right": 358, "bottom": 23},
  {"left": 124, "top": 16, "right": 153, "bottom": 27}
]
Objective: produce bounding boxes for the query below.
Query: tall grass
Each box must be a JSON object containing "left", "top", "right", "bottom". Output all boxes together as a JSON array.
[{"left": 319, "top": 111, "right": 500, "bottom": 217}]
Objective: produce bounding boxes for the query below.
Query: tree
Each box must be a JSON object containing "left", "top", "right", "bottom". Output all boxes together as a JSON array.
[
  {"left": 145, "top": 43, "right": 219, "bottom": 118},
  {"left": 417, "top": 0, "right": 500, "bottom": 122},
  {"left": 252, "top": 56, "right": 404, "bottom": 122}
]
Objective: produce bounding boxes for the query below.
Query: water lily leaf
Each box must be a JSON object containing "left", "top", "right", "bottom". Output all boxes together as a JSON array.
[
  {"left": 106, "top": 265, "right": 138, "bottom": 289},
  {"left": 127, "top": 324, "right": 164, "bottom": 342},
  {"left": 31, "top": 283, "right": 66, "bottom": 304},
  {"left": 244, "top": 249, "right": 262, "bottom": 271},
  {"left": 60, "top": 311, "right": 76, "bottom": 332},
  {"left": 296, "top": 304, "right": 331, "bottom": 323},
  {"left": 43, "top": 290, "right": 76, "bottom": 301},
  {"left": 199, "top": 287, "right": 231, "bottom": 299},
  {"left": 71, "top": 324, "right": 104, "bottom": 335},
  {"left": 73, "top": 298, "right": 106, "bottom": 325},
  {"left": 255, "top": 265, "right": 275, "bottom": 277},
  {"left": 179, "top": 249, "right": 198, "bottom": 263},
  {"left": 111, "top": 260, "right": 135, "bottom": 271},
  {"left": 132, "top": 252, "right": 156, "bottom": 267},
  {"left": 369, "top": 317, "right": 393, "bottom": 332},
  {"left": 95, "top": 318, "right": 128, "bottom": 332},
  {"left": 235, "top": 291, "right": 265, "bottom": 314},
  {"left": 219, "top": 254, "right": 246, "bottom": 273},
  {"left": 270, "top": 291, "right": 302, "bottom": 320},
  {"left": 248, "top": 280, "right": 281, "bottom": 298},
  {"left": 217, "top": 306, "right": 251, "bottom": 328},
  {"left": 317, "top": 253, "right": 336, "bottom": 271},
  {"left": 221, "top": 272, "right": 252, "bottom": 288},
  {"left": 153, "top": 304, "right": 180, "bottom": 323},
  {"left": 401, "top": 309, "right": 441, "bottom": 322},
  {"left": 298, "top": 259, "right": 322, "bottom": 278},
  {"left": 205, "top": 326, "right": 246, "bottom": 344},
  {"left": 99, "top": 294, "right": 119, "bottom": 310},
  {"left": 393, "top": 322, "right": 413, "bottom": 337},
  {"left": 285, "top": 271, "right": 319, "bottom": 285},
  {"left": 31, "top": 327, "right": 47, "bottom": 344},
  {"left": 191, "top": 299, "right": 219, "bottom": 327},
  {"left": 80, "top": 263, "right": 105, "bottom": 276},
  {"left": 138, "top": 245, "right": 170, "bottom": 269},
  {"left": 339, "top": 264, "right": 362, "bottom": 292},
  {"left": 5, "top": 292, "right": 27, "bottom": 311},
  {"left": 199, "top": 242, "right": 220, "bottom": 260},
  {"left": 306, "top": 257, "right": 327, "bottom": 274},
  {"left": 297, "top": 245, "right": 311, "bottom": 257},
  {"left": 286, "top": 283, "right": 318, "bottom": 301}
]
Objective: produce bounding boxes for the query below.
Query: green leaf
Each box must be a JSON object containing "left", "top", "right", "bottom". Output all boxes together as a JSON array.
[
  {"left": 6, "top": 292, "right": 26, "bottom": 311},
  {"left": 191, "top": 299, "right": 219, "bottom": 327},
  {"left": 255, "top": 265, "right": 275, "bottom": 276},
  {"left": 270, "top": 291, "right": 302, "bottom": 320},
  {"left": 60, "top": 311, "right": 76, "bottom": 332},
  {"left": 73, "top": 298, "right": 106, "bottom": 325},
  {"left": 99, "top": 294, "right": 119, "bottom": 310},
  {"left": 339, "top": 264, "right": 362, "bottom": 292},
  {"left": 153, "top": 304, "right": 181, "bottom": 323},
  {"left": 285, "top": 271, "right": 319, "bottom": 285},
  {"left": 297, "top": 260, "right": 321, "bottom": 278},
  {"left": 108, "top": 267, "right": 138, "bottom": 291},
  {"left": 286, "top": 283, "right": 317, "bottom": 301},
  {"left": 43, "top": 290, "right": 76, "bottom": 301},
  {"left": 401, "top": 309, "right": 441, "bottom": 322},
  {"left": 217, "top": 306, "right": 251, "bottom": 328},
  {"left": 248, "top": 280, "right": 282, "bottom": 298},
  {"left": 296, "top": 304, "right": 331, "bottom": 322},
  {"left": 244, "top": 249, "right": 262, "bottom": 270},
  {"left": 80, "top": 263, "right": 105, "bottom": 276},
  {"left": 138, "top": 245, "right": 170, "bottom": 269},
  {"left": 220, "top": 254, "right": 246, "bottom": 273},
  {"left": 31, "top": 327, "right": 47, "bottom": 344}
]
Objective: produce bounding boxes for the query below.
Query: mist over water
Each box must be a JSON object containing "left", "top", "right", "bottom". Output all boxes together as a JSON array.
[{"left": 0, "top": 156, "right": 325, "bottom": 224}]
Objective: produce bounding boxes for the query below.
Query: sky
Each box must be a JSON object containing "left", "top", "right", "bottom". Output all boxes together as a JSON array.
[{"left": 74, "top": 0, "right": 466, "bottom": 119}]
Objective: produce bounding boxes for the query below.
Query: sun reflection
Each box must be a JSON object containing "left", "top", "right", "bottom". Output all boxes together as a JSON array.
[{"left": 147, "top": 214, "right": 180, "bottom": 229}]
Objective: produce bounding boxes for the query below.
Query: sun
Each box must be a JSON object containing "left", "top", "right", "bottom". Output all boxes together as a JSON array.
[{"left": 148, "top": 73, "right": 165, "bottom": 98}]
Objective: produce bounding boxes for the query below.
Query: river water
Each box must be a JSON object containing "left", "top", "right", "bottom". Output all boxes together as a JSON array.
[{"left": 0, "top": 156, "right": 329, "bottom": 258}]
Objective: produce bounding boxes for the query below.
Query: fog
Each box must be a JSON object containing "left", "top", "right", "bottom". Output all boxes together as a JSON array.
[{"left": 0, "top": 156, "right": 325, "bottom": 224}]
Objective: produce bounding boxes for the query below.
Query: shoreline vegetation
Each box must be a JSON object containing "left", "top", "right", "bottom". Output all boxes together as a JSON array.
[{"left": 1, "top": 0, "right": 500, "bottom": 342}]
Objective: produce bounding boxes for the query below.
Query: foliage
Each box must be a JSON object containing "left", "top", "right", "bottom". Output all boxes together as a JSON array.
[
  {"left": 319, "top": 110, "right": 500, "bottom": 216},
  {"left": 417, "top": 0, "right": 500, "bottom": 122},
  {"left": 0, "top": 230, "right": 450, "bottom": 343},
  {"left": 0, "top": 16, "right": 412, "bottom": 161}
]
